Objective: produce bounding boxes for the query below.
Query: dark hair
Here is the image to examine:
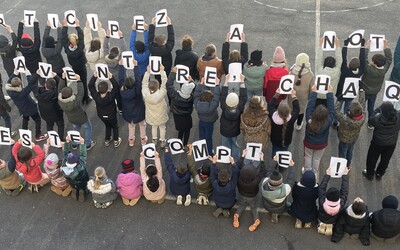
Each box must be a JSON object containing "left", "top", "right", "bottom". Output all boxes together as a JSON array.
[
  {"left": 155, "top": 35, "right": 166, "bottom": 47},
  {"left": 45, "top": 78, "right": 56, "bottom": 89},
  {"left": 145, "top": 164, "right": 157, "bottom": 177},
  {"left": 98, "top": 81, "right": 108, "bottom": 94},
  {"left": 307, "top": 105, "right": 328, "bottom": 134},
  {"left": 277, "top": 102, "right": 291, "bottom": 146},
  {"left": 17, "top": 148, "right": 33, "bottom": 163},
  {"left": 349, "top": 58, "right": 360, "bottom": 70},
  {"left": 124, "top": 77, "right": 135, "bottom": 89},
  {"left": 147, "top": 176, "right": 160, "bottom": 192},
  {"left": 199, "top": 90, "right": 213, "bottom": 102},
  {"left": 323, "top": 56, "right": 336, "bottom": 68},
  {"left": 177, "top": 164, "right": 187, "bottom": 175},
  {"left": 229, "top": 50, "right": 241, "bottom": 63},
  {"left": 181, "top": 35, "right": 193, "bottom": 50},
  {"left": 108, "top": 47, "right": 120, "bottom": 60},
  {"left": 135, "top": 41, "right": 145, "bottom": 53},
  {"left": 61, "top": 87, "right": 73, "bottom": 99},
  {"left": 352, "top": 200, "right": 367, "bottom": 215},
  {"left": 295, "top": 63, "right": 305, "bottom": 86},
  {"left": 199, "top": 163, "right": 211, "bottom": 176},
  {"left": 148, "top": 80, "right": 160, "bottom": 93},
  {"left": 89, "top": 39, "right": 101, "bottom": 52},
  {"left": 372, "top": 54, "right": 386, "bottom": 67}
]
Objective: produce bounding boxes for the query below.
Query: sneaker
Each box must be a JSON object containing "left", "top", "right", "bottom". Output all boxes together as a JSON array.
[
  {"left": 86, "top": 141, "right": 96, "bottom": 151},
  {"left": 362, "top": 169, "right": 373, "bottom": 181},
  {"left": 51, "top": 186, "right": 63, "bottom": 195},
  {"left": 160, "top": 140, "right": 166, "bottom": 149},
  {"left": 114, "top": 137, "right": 122, "bottom": 148},
  {"left": 62, "top": 185, "right": 73, "bottom": 197},
  {"left": 304, "top": 223, "right": 312, "bottom": 229},
  {"left": 129, "top": 138, "right": 135, "bottom": 147},
  {"left": 35, "top": 133, "right": 49, "bottom": 142},
  {"left": 11, "top": 131, "right": 17, "bottom": 138},
  {"left": 325, "top": 224, "right": 333, "bottom": 236},
  {"left": 184, "top": 194, "right": 191, "bottom": 206},
  {"left": 105, "top": 139, "right": 111, "bottom": 147},
  {"left": 222, "top": 209, "right": 230, "bottom": 218},
  {"left": 367, "top": 124, "right": 374, "bottom": 130},
  {"left": 4, "top": 95, "right": 11, "bottom": 101},
  {"left": 375, "top": 173, "right": 383, "bottom": 180},
  {"left": 317, "top": 223, "right": 326, "bottom": 234},
  {"left": 213, "top": 208, "right": 223, "bottom": 218},
  {"left": 11, "top": 184, "right": 24, "bottom": 196},
  {"left": 176, "top": 195, "right": 183, "bottom": 205},
  {"left": 203, "top": 196, "right": 209, "bottom": 205},
  {"left": 295, "top": 122, "right": 303, "bottom": 131},
  {"left": 78, "top": 189, "right": 85, "bottom": 202},
  {"left": 71, "top": 188, "right": 78, "bottom": 201},
  {"left": 197, "top": 197, "right": 202, "bottom": 205}
]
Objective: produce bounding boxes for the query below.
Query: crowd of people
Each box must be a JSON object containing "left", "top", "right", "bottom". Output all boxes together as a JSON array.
[{"left": 0, "top": 13, "right": 400, "bottom": 245}]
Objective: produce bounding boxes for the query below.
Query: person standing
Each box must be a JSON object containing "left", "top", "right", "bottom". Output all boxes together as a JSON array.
[{"left": 42, "top": 21, "right": 65, "bottom": 79}]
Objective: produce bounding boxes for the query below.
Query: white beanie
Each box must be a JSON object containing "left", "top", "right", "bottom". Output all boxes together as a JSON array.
[
  {"left": 295, "top": 53, "right": 310, "bottom": 68},
  {"left": 178, "top": 82, "right": 195, "bottom": 99},
  {"left": 226, "top": 92, "right": 239, "bottom": 108}
]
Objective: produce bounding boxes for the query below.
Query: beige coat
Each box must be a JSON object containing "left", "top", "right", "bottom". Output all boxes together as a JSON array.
[
  {"left": 140, "top": 156, "right": 166, "bottom": 201},
  {"left": 288, "top": 66, "right": 314, "bottom": 114},
  {"left": 84, "top": 27, "right": 106, "bottom": 72},
  {"left": 142, "top": 71, "right": 169, "bottom": 125}
]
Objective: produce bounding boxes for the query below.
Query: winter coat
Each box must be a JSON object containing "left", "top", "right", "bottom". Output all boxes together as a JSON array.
[
  {"left": 174, "top": 48, "right": 199, "bottom": 80},
  {"left": 167, "top": 72, "right": 194, "bottom": 116},
  {"left": 289, "top": 182, "right": 319, "bottom": 223},
  {"left": 390, "top": 36, "right": 400, "bottom": 84},
  {"left": 268, "top": 94, "right": 299, "bottom": 147},
  {"left": 0, "top": 145, "right": 22, "bottom": 190},
  {"left": 288, "top": 66, "right": 314, "bottom": 114},
  {"left": 318, "top": 175, "right": 349, "bottom": 224},
  {"left": 104, "top": 36, "right": 127, "bottom": 80},
  {"left": 194, "top": 84, "right": 220, "bottom": 123},
  {"left": 84, "top": 27, "right": 106, "bottom": 72},
  {"left": 197, "top": 55, "right": 225, "bottom": 80},
  {"left": 316, "top": 46, "right": 343, "bottom": 99},
  {"left": 87, "top": 176, "right": 118, "bottom": 204},
  {"left": 148, "top": 24, "right": 174, "bottom": 74},
  {"left": 220, "top": 86, "right": 247, "bottom": 137},
  {"left": 335, "top": 90, "right": 366, "bottom": 144},
  {"left": 88, "top": 75, "right": 119, "bottom": 120},
  {"left": 361, "top": 48, "right": 392, "bottom": 95},
  {"left": 12, "top": 142, "right": 44, "bottom": 183},
  {"left": 17, "top": 21, "right": 42, "bottom": 73},
  {"left": 165, "top": 152, "right": 191, "bottom": 196},
  {"left": 61, "top": 26, "right": 87, "bottom": 70},
  {"left": 188, "top": 154, "right": 213, "bottom": 195},
  {"left": 304, "top": 92, "right": 334, "bottom": 149},
  {"left": 221, "top": 42, "right": 248, "bottom": 74},
  {"left": 116, "top": 172, "right": 143, "bottom": 200},
  {"left": 34, "top": 76, "right": 63, "bottom": 122},
  {"left": 42, "top": 26, "right": 65, "bottom": 74},
  {"left": 58, "top": 79, "right": 88, "bottom": 125},
  {"left": 261, "top": 178, "right": 292, "bottom": 214},
  {"left": 371, "top": 208, "right": 400, "bottom": 239},
  {"left": 61, "top": 143, "right": 89, "bottom": 190},
  {"left": 129, "top": 30, "right": 150, "bottom": 77},
  {"left": 42, "top": 145, "right": 69, "bottom": 190},
  {"left": 6, "top": 73, "right": 39, "bottom": 116},
  {"left": 237, "top": 157, "right": 266, "bottom": 197},
  {"left": 211, "top": 163, "right": 239, "bottom": 209},
  {"left": 368, "top": 108, "right": 400, "bottom": 146},
  {"left": 240, "top": 104, "right": 271, "bottom": 148},
  {"left": 331, "top": 205, "right": 370, "bottom": 245},
  {"left": 142, "top": 71, "right": 169, "bottom": 125},
  {"left": 243, "top": 63, "right": 268, "bottom": 92},
  {"left": 264, "top": 66, "right": 289, "bottom": 104},
  {"left": 0, "top": 83, "right": 11, "bottom": 116},
  {"left": 118, "top": 65, "right": 145, "bottom": 123},
  {"left": 0, "top": 32, "right": 18, "bottom": 75},
  {"left": 140, "top": 156, "right": 166, "bottom": 201}
]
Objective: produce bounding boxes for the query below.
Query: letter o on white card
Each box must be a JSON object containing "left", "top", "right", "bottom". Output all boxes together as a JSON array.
[
  {"left": 347, "top": 30, "right": 365, "bottom": 49},
  {"left": 168, "top": 139, "right": 184, "bottom": 155}
]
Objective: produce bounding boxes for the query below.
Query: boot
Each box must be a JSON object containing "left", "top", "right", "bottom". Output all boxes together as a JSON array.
[
  {"left": 304, "top": 222, "right": 312, "bottom": 229},
  {"left": 249, "top": 219, "right": 261, "bottom": 232},
  {"left": 51, "top": 186, "right": 63, "bottom": 195},
  {"left": 213, "top": 208, "right": 223, "bottom": 218},
  {"left": 203, "top": 196, "right": 209, "bottom": 205},
  {"left": 61, "top": 185, "right": 73, "bottom": 197},
  {"left": 222, "top": 209, "right": 230, "bottom": 218},
  {"left": 122, "top": 198, "right": 130, "bottom": 206},
  {"left": 271, "top": 213, "right": 279, "bottom": 223},
  {"left": 325, "top": 224, "right": 333, "bottom": 236}
]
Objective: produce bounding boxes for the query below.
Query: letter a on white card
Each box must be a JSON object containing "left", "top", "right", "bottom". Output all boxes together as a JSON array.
[
  {"left": 229, "top": 24, "right": 243, "bottom": 43},
  {"left": 14, "top": 56, "right": 27, "bottom": 73},
  {"left": 342, "top": 78, "right": 359, "bottom": 98}
]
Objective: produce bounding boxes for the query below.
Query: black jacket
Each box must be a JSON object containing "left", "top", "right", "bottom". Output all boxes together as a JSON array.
[
  {"left": 17, "top": 21, "right": 42, "bottom": 73},
  {"left": 33, "top": 76, "right": 63, "bottom": 122},
  {"left": 221, "top": 42, "right": 248, "bottom": 74},
  {"left": 42, "top": 26, "right": 65, "bottom": 74},
  {"left": 371, "top": 208, "right": 400, "bottom": 239},
  {"left": 0, "top": 32, "right": 18, "bottom": 75},
  {"left": 6, "top": 73, "right": 39, "bottom": 116},
  {"left": 61, "top": 26, "right": 87, "bottom": 69},
  {"left": 148, "top": 24, "right": 174, "bottom": 74},
  {"left": 219, "top": 86, "right": 246, "bottom": 137},
  {"left": 369, "top": 110, "right": 400, "bottom": 146},
  {"left": 174, "top": 48, "right": 199, "bottom": 80},
  {"left": 88, "top": 75, "right": 119, "bottom": 120},
  {"left": 237, "top": 157, "right": 266, "bottom": 197},
  {"left": 166, "top": 72, "right": 194, "bottom": 116},
  {"left": 0, "top": 83, "right": 11, "bottom": 116}
]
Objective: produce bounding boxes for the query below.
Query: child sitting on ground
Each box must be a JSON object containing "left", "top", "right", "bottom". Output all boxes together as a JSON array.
[
  {"left": 87, "top": 166, "right": 118, "bottom": 209},
  {"left": 140, "top": 151, "right": 166, "bottom": 204},
  {"left": 0, "top": 140, "right": 25, "bottom": 196},
  {"left": 116, "top": 159, "right": 143, "bottom": 206}
]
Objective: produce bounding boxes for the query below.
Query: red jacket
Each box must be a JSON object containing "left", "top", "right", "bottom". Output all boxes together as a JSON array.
[
  {"left": 264, "top": 67, "right": 288, "bottom": 104},
  {"left": 12, "top": 142, "right": 44, "bottom": 183}
]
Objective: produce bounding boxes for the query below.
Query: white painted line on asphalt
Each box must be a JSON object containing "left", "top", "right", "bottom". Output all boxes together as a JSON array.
[
  {"left": 6, "top": 9, "right": 13, "bottom": 14},
  {"left": 254, "top": 0, "right": 263, "bottom": 5},
  {"left": 14, "top": 0, "right": 22, "bottom": 7},
  {"left": 315, "top": 0, "right": 321, "bottom": 69},
  {"left": 281, "top": 8, "right": 297, "bottom": 12}
]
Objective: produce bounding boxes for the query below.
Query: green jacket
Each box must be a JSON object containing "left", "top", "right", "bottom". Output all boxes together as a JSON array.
[
  {"left": 61, "top": 142, "right": 89, "bottom": 190},
  {"left": 188, "top": 154, "right": 213, "bottom": 195},
  {"left": 361, "top": 48, "right": 392, "bottom": 95}
]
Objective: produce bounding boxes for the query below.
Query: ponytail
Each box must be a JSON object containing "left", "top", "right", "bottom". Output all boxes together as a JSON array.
[
  {"left": 295, "top": 63, "right": 305, "bottom": 86},
  {"left": 93, "top": 167, "right": 105, "bottom": 190},
  {"left": 282, "top": 118, "right": 288, "bottom": 147}
]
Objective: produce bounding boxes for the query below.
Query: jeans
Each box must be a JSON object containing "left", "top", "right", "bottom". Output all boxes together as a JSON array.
[
  {"left": 221, "top": 135, "right": 240, "bottom": 161},
  {"left": 22, "top": 112, "right": 42, "bottom": 136},
  {"left": 366, "top": 141, "right": 396, "bottom": 177},
  {"left": 1, "top": 112, "right": 11, "bottom": 129},
  {"left": 338, "top": 142, "right": 355, "bottom": 167},
  {"left": 304, "top": 146, "right": 326, "bottom": 178},
  {"left": 272, "top": 144, "right": 289, "bottom": 159},
  {"left": 199, "top": 120, "right": 214, "bottom": 156},
  {"left": 72, "top": 120, "right": 93, "bottom": 147},
  {"left": 365, "top": 94, "right": 377, "bottom": 119}
]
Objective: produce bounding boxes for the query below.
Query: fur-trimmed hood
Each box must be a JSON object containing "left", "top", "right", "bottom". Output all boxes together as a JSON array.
[
  {"left": 87, "top": 179, "right": 113, "bottom": 194},
  {"left": 58, "top": 93, "right": 76, "bottom": 103},
  {"left": 5, "top": 83, "right": 22, "bottom": 92}
]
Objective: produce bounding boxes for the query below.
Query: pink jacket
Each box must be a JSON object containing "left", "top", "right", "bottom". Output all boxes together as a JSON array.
[{"left": 116, "top": 172, "right": 143, "bottom": 199}]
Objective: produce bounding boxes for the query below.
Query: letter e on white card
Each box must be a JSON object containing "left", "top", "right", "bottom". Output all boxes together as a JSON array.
[
  {"left": 133, "top": 15, "right": 145, "bottom": 32},
  {"left": 192, "top": 139, "right": 208, "bottom": 162},
  {"left": 19, "top": 129, "right": 32, "bottom": 148},
  {"left": 64, "top": 10, "right": 76, "bottom": 27},
  {"left": 0, "top": 127, "right": 11, "bottom": 145},
  {"left": 329, "top": 157, "right": 347, "bottom": 178},
  {"left": 383, "top": 81, "right": 400, "bottom": 102},
  {"left": 24, "top": 10, "right": 36, "bottom": 27},
  {"left": 63, "top": 67, "right": 77, "bottom": 81},
  {"left": 370, "top": 34, "right": 385, "bottom": 52},
  {"left": 47, "top": 131, "right": 62, "bottom": 148},
  {"left": 314, "top": 75, "right": 331, "bottom": 94},
  {"left": 149, "top": 56, "right": 161, "bottom": 75},
  {"left": 168, "top": 139, "right": 184, "bottom": 155},
  {"left": 276, "top": 151, "right": 292, "bottom": 168},
  {"left": 228, "top": 63, "right": 242, "bottom": 82},
  {"left": 176, "top": 65, "right": 190, "bottom": 83},
  {"left": 47, "top": 14, "right": 59, "bottom": 29},
  {"left": 155, "top": 9, "right": 168, "bottom": 27},
  {"left": 204, "top": 66, "right": 217, "bottom": 87},
  {"left": 279, "top": 75, "right": 295, "bottom": 94},
  {"left": 216, "top": 146, "right": 231, "bottom": 163},
  {"left": 142, "top": 143, "right": 156, "bottom": 160},
  {"left": 342, "top": 78, "right": 359, "bottom": 98},
  {"left": 245, "top": 143, "right": 262, "bottom": 161},
  {"left": 229, "top": 24, "right": 243, "bottom": 43},
  {"left": 323, "top": 31, "right": 337, "bottom": 51},
  {"left": 347, "top": 30, "right": 365, "bottom": 49},
  {"left": 67, "top": 131, "right": 80, "bottom": 143}
]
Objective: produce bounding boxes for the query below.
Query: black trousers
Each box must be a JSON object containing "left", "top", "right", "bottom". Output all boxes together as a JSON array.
[
  {"left": 46, "top": 119, "right": 65, "bottom": 140},
  {"left": 100, "top": 117, "right": 119, "bottom": 141},
  {"left": 22, "top": 112, "right": 41, "bottom": 136},
  {"left": 366, "top": 141, "right": 396, "bottom": 176}
]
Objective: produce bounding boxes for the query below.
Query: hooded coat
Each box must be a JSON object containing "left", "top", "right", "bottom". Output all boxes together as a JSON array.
[
  {"left": 193, "top": 84, "right": 220, "bottom": 123},
  {"left": 0, "top": 83, "right": 11, "bottom": 116},
  {"left": 6, "top": 73, "right": 39, "bottom": 116},
  {"left": 142, "top": 71, "right": 169, "bottom": 125},
  {"left": 61, "top": 143, "right": 89, "bottom": 190},
  {"left": 220, "top": 86, "right": 247, "bottom": 138},
  {"left": 240, "top": 102, "right": 271, "bottom": 148},
  {"left": 87, "top": 176, "right": 118, "bottom": 204},
  {"left": 368, "top": 107, "right": 400, "bottom": 146},
  {"left": 165, "top": 152, "right": 191, "bottom": 196},
  {"left": 116, "top": 171, "right": 143, "bottom": 200},
  {"left": 264, "top": 66, "right": 288, "bottom": 104},
  {"left": 42, "top": 26, "right": 65, "bottom": 74},
  {"left": 0, "top": 32, "right": 18, "bottom": 75},
  {"left": 237, "top": 157, "right": 266, "bottom": 197},
  {"left": 187, "top": 154, "right": 212, "bottom": 195},
  {"left": 58, "top": 79, "right": 88, "bottom": 125},
  {"left": 211, "top": 163, "right": 239, "bottom": 209},
  {"left": 139, "top": 156, "right": 166, "bottom": 201},
  {"left": 288, "top": 65, "right": 314, "bottom": 114},
  {"left": 0, "top": 145, "right": 22, "bottom": 190},
  {"left": 12, "top": 142, "right": 44, "bottom": 183},
  {"left": 84, "top": 27, "right": 106, "bottom": 72},
  {"left": 33, "top": 76, "right": 63, "bottom": 122},
  {"left": 361, "top": 48, "right": 392, "bottom": 95},
  {"left": 148, "top": 24, "right": 174, "bottom": 75},
  {"left": 243, "top": 63, "right": 268, "bottom": 93},
  {"left": 371, "top": 207, "right": 400, "bottom": 239},
  {"left": 61, "top": 26, "right": 87, "bottom": 70},
  {"left": 174, "top": 48, "right": 199, "bottom": 80}
]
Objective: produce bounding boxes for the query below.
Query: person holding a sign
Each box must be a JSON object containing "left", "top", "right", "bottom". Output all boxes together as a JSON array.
[
  {"left": 221, "top": 32, "right": 248, "bottom": 77},
  {"left": 0, "top": 24, "right": 18, "bottom": 77},
  {"left": 303, "top": 85, "right": 335, "bottom": 179},
  {"left": 139, "top": 151, "right": 166, "bottom": 204},
  {"left": 268, "top": 89, "right": 299, "bottom": 157},
  {"left": 370, "top": 195, "right": 400, "bottom": 243},
  {"left": 17, "top": 19, "right": 42, "bottom": 76},
  {"left": 104, "top": 29, "right": 127, "bottom": 81},
  {"left": 42, "top": 21, "right": 66, "bottom": 79},
  {"left": 360, "top": 39, "right": 392, "bottom": 123},
  {"left": 197, "top": 44, "right": 224, "bottom": 80},
  {"left": 263, "top": 46, "right": 288, "bottom": 104},
  {"left": 84, "top": 20, "right": 106, "bottom": 72},
  {"left": 363, "top": 102, "right": 400, "bottom": 180},
  {"left": 243, "top": 50, "right": 268, "bottom": 100},
  {"left": 167, "top": 67, "right": 195, "bottom": 146},
  {"left": 0, "top": 142, "right": 25, "bottom": 196},
  {"left": 129, "top": 23, "right": 150, "bottom": 78},
  {"left": 174, "top": 35, "right": 199, "bottom": 81},
  {"left": 390, "top": 36, "right": 400, "bottom": 85},
  {"left": 87, "top": 166, "right": 118, "bottom": 208},
  {"left": 0, "top": 81, "right": 14, "bottom": 136}
]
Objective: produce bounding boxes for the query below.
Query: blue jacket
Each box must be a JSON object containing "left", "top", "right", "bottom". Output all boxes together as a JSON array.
[
  {"left": 6, "top": 73, "right": 39, "bottom": 116},
  {"left": 194, "top": 84, "right": 220, "bottom": 123},
  {"left": 165, "top": 152, "right": 191, "bottom": 196},
  {"left": 130, "top": 30, "right": 150, "bottom": 77},
  {"left": 211, "top": 163, "right": 239, "bottom": 209}
]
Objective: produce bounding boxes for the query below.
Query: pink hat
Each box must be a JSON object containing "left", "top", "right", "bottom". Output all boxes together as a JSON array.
[{"left": 273, "top": 46, "right": 285, "bottom": 63}]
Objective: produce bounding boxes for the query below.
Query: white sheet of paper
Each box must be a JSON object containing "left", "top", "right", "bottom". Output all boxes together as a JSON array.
[
  {"left": 24, "top": 10, "right": 36, "bottom": 27},
  {"left": 314, "top": 75, "right": 331, "bottom": 94},
  {"left": 38, "top": 62, "right": 52, "bottom": 78},
  {"left": 64, "top": 10, "right": 76, "bottom": 27},
  {"left": 168, "top": 138, "right": 185, "bottom": 155},
  {"left": 176, "top": 65, "right": 190, "bottom": 83},
  {"left": 142, "top": 143, "right": 156, "bottom": 160},
  {"left": 19, "top": 129, "right": 32, "bottom": 148},
  {"left": 86, "top": 14, "right": 98, "bottom": 31},
  {"left": 67, "top": 131, "right": 81, "bottom": 143},
  {"left": 279, "top": 75, "right": 295, "bottom": 94},
  {"left": 108, "top": 21, "right": 120, "bottom": 39},
  {"left": 155, "top": 9, "right": 168, "bottom": 27},
  {"left": 47, "top": 14, "right": 59, "bottom": 29},
  {"left": 121, "top": 51, "right": 135, "bottom": 69},
  {"left": 347, "top": 30, "right": 365, "bottom": 49},
  {"left": 229, "top": 24, "right": 244, "bottom": 43},
  {"left": 133, "top": 15, "right": 145, "bottom": 32},
  {"left": 0, "top": 14, "right": 6, "bottom": 27},
  {"left": 342, "top": 78, "right": 360, "bottom": 99},
  {"left": 13, "top": 56, "right": 27, "bottom": 73},
  {"left": 0, "top": 127, "right": 11, "bottom": 145},
  {"left": 204, "top": 66, "right": 217, "bottom": 87},
  {"left": 276, "top": 151, "right": 292, "bottom": 168},
  {"left": 149, "top": 56, "right": 162, "bottom": 75},
  {"left": 383, "top": 81, "right": 400, "bottom": 102},
  {"left": 245, "top": 143, "right": 262, "bottom": 161},
  {"left": 95, "top": 63, "right": 109, "bottom": 80},
  {"left": 228, "top": 63, "right": 242, "bottom": 82},
  {"left": 370, "top": 34, "right": 385, "bottom": 52},
  {"left": 216, "top": 146, "right": 231, "bottom": 163},
  {"left": 329, "top": 157, "right": 347, "bottom": 178},
  {"left": 323, "top": 31, "right": 337, "bottom": 51},
  {"left": 62, "top": 67, "right": 77, "bottom": 81},
  {"left": 47, "top": 131, "right": 62, "bottom": 148},
  {"left": 192, "top": 139, "right": 208, "bottom": 162}
]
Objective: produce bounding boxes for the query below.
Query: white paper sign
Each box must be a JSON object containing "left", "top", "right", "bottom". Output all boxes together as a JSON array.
[
  {"left": 149, "top": 56, "right": 162, "bottom": 75},
  {"left": 279, "top": 75, "right": 295, "bottom": 94},
  {"left": 24, "top": 10, "right": 36, "bottom": 27},
  {"left": 19, "top": 129, "right": 32, "bottom": 148},
  {"left": 383, "top": 81, "right": 400, "bottom": 102},
  {"left": 229, "top": 24, "right": 244, "bottom": 43},
  {"left": 13, "top": 56, "right": 27, "bottom": 73},
  {"left": 47, "top": 131, "right": 62, "bottom": 148},
  {"left": 108, "top": 21, "right": 120, "bottom": 39},
  {"left": 204, "top": 66, "right": 217, "bottom": 87},
  {"left": 0, "top": 127, "right": 11, "bottom": 145},
  {"left": 168, "top": 138, "right": 184, "bottom": 155},
  {"left": 276, "top": 151, "right": 292, "bottom": 168},
  {"left": 329, "top": 157, "right": 347, "bottom": 178},
  {"left": 216, "top": 146, "right": 231, "bottom": 163},
  {"left": 342, "top": 78, "right": 360, "bottom": 98},
  {"left": 63, "top": 67, "right": 77, "bottom": 81},
  {"left": 245, "top": 143, "right": 262, "bottom": 161},
  {"left": 64, "top": 10, "right": 76, "bottom": 27},
  {"left": 142, "top": 143, "right": 156, "bottom": 160},
  {"left": 121, "top": 51, "right": 135, "bottom": 69},
  {"left": 38, "top": 62, "right": 52, "bottom": 78},
  {"left": 347, "top": 30, "right": 365, "bottom": 49},
  {"left": 370, "top": 34, "right": 385, "bottom": 52},
  {"left": 176, "top": 65, "right": 190, "bottom": 83},
  {"left": 67, "top": 131, "right": 81, "bottom": 143},
  {"left": 155, "top": 9, "right": 168, "bottom": 27},
  {"left": 314, "top": 75, "right": 331, "bottom": 94},
  {"left": 47, "top": 14, "right": 59, "bottom": 29},
  {"left": 95, "top": 63, "right": 109, "bottom": 80},
  {"left": 133, "top": 15, "right": 145, "bottom": 32},
  {"left": 0, "top": 14, "right": 6, "bottom": 27},
  {"left": 228, "top": 63, "right": 242, "bottom": 82},
  {"left": 323, "top": 31, "right": 337, "bottom": 51},
  {"left": 192, "top": 139, "right": 208, "bottom": 162},
  {"left": 86, "top": 14, "right": 98, "bottom": 31}
]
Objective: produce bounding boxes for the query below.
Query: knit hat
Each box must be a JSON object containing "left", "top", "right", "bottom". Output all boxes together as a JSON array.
[
  {"left": 45, "top": 36, "right": 56, "bottom": 48},
  {"left": 326, "top": 187, "right": 340, "bottom": 202},
  {"left": 20, "top": 33, "right": 33, "bottom": 48},
  {"left": 178, "top": 82, "right": 195, "bottom": 99},
  {"left": 66, "top": 152, "right": 79, "bottom": 168},
  {"left": 239, "top": 164, "right": 258, "bottom": 183},
  {"left": 248, "top": 50, "right": 262, "bottom": 66},
  {"left": 226, "top": 92, "right": 239, "bottom": 108},
  {"left": 45, "top": 153, "right": 59, "bottom": 170},
  {"left": 382, "top": 195, "right": 398, "bottom": 209},
  {"left": 380, "top": 102, "right": 395, "bottom": 119},
  {"left": 300, "top": 170, "right": 316, "bottom": 187},
  {"left": 273, "top": 46, "right": 285, "bottom": 63},
  {"left": 295, "top": 53, "right": 310, "bottom": 68},
  {"left": 0, "top": 35, "right": 9, "bottom": 48},
  {"left": 121, "top": 159, "right": 135, "bottom": 172},
  {"left": 268, "top": 171, "right": 283, "bottom": 187},
  {"left": 218, "top": 169, "right": 230, "bottom": 184}
]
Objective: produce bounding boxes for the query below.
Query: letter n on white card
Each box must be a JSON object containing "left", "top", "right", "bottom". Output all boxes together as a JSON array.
[{"left": 322, "top": 31, "right": 336, "bottom": 51}]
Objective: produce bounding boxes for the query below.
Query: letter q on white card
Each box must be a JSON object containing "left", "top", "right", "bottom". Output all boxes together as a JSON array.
[
  {"left": 168, "top": 139, "right": 185, "bottom": 155},
  {"left": 370, "top": 34, "right": 385, "bottom": 52},
  {"left": 47, "top": 14, "right": 59, "bottom": 29},
  {"left": 383, "top": 81, "right": 400, "bottom": 102},
  {"left": 342, "top": 78, "right": 359, "bottom": 98},
  {"left": 155, "top": 9, "right": 168, "bottom": 27},
  {"left": 0, "top": 127, "right": 12, "bottom": 145},
  {"left": 142, "top": 143, "right": 156, "bottom": 160},
  {"left": 314, "top": 74, "right": 331, "bottom": 94},
  {"left": 245, "top": 143, "right": 262, "bottom": 161},
  {"left": 216, "top": 146, "right": 231, "bottom": 163},
  {"left": 276, "top": 151, "right": 292, "bottom": 168},
  {"left": 0, "top": 14, "right": 6, "bottom": 27},
  {"left": 279, "top": 75, "right": 295, "bottom": 94},
  {"left": 229, "top": 24, "right": 244, "bottom": 43},
  {"left": 192, "top": 139, "right": 208, "bottom": 162},
  {"left": 329, "top": 157, "right": 348, "bottom": 178}
]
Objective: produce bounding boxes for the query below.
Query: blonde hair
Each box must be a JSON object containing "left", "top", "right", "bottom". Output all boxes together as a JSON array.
[
  {"left": 68, "top": 33, "right": 78, "bottom": 47},
  {"left": 94, "top": 166, "right": 106, "bottom": 190}
]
